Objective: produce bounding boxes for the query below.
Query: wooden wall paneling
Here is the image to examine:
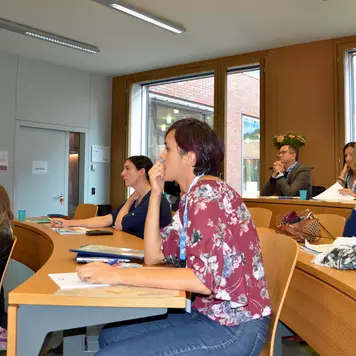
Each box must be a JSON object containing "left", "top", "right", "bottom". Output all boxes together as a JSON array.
[
  {"left": 110, "top": 77, "right": 128, "bottom": 208},
  {"left": 265, "top": 40, "right": 335, "bottom": 189}
]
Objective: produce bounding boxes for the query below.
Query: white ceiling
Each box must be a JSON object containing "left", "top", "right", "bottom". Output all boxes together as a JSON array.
[{"left": 0, "top": 0, "right": 355, "bottom": 76}]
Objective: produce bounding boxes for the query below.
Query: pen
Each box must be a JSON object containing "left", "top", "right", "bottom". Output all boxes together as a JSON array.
[
  {"left": 49, "top": 218, "right": 64, "bottom": 226},
  {"left": 108, "top": 258, "right": 130, "bottom": 266},
  {"left": 53, "top": 220, "right": 64, "bottom": 226}
]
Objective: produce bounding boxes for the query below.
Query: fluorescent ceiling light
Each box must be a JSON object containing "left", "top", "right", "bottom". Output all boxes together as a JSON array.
[
  {"left": 0, "top": 17, "right": 99, "bottom": 54},
  {"left": 91, "top": 0, "right": 185, "bottom": 34}
]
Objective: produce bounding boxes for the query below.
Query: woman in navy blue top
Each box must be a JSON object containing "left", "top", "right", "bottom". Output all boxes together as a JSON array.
[
  {"left": 51, "top": 156, "right": 171, "bottom": 238},
  {"left": 343, "top": 206, "right": 356, "bottom": 237}
]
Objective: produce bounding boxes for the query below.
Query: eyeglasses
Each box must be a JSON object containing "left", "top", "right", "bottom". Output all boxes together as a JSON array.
[{"left": 277, "top": 150, "right": 289, "bottom": 156}]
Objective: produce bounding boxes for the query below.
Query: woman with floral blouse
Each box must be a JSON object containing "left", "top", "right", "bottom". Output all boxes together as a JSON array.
[{"left": 77, "top": 118, "right": 271, "bottom": 356}]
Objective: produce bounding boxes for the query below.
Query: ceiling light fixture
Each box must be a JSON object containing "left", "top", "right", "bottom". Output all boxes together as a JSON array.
[
  {"left": 0, "top": 17, "right": 99, "bottom": 54},
  {"left": 91, "top": 0, "right": 186, "bottom": 34}
]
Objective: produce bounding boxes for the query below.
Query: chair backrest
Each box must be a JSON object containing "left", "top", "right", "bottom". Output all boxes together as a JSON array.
[
  {"left": 257, "top": 228, "right": 299, "bottom": 356},
  {"left": 316, "top": 214, "right": 346, "bottom": 238},
  {"left": 312, "top": 185, "right": 326, "bottom": 197},
  {"left": 249, "top": 208, "right": 273, "bottom": 228},
  {"left": 0, "top": 235, "right": 17, "bottom": 289},
  {"left": 74, "top": 204, "right": 98, "bottom": 220}
]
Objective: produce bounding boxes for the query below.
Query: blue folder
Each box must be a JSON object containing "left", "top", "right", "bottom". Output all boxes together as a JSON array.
[{"left": 69, "top": 244, "right": 144, "bottom": 260}]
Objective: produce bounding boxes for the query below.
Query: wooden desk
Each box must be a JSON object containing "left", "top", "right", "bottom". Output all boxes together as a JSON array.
[
  {"left": 245, "top": 198, "right": 355, "bottom": 228},
  {"left": 258, "top": 228, "right": 356, "bottom": 356},
  {"left": 8, "top": 222, "right": 185, "bottom": 356}
]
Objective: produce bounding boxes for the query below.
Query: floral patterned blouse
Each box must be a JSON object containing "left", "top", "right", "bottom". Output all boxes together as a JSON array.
[{"left": 160, "top": 179, "right": 271, "bottom": 326}]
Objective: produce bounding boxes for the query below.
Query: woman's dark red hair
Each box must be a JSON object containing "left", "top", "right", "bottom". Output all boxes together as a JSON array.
[{"left": 166, "top": 118, "right": 224, "bottom": 176}]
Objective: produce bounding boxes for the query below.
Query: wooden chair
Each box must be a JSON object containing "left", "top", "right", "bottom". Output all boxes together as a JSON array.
[
  {"left": 257, "top": 229, "right": 299, "bottom": 356},
  {"left": 249, "top": 208, "right": 273, "bottom": 228},
  {"left": 73, "top": 204, "right": 98, "bottom": 220},
  {"left": 316, "top": 214, "right": 346, "bottom": 238},
  {"left": 0, "top": 235, "right": 17, "bottom": 288}
]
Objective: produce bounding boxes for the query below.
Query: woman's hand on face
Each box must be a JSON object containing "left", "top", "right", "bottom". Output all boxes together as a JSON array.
[
  {"left": 50, "top": 218, "right": 70, "bottom": 228},
  {"left": 77, "top": 262, "right": 121, "bottom": 285},
  {"left": 148, "top": 160, "right": 165, "bottom": 195},
  {"left": 341, "top": 163, "right": 349, "bottom": 177}
]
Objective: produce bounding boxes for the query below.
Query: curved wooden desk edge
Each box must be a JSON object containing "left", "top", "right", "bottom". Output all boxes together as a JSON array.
[
  {"left": 9, "top": 222, "right": 186, "bottom": 308},
  {"left": 12, "top": 221, "right": 54, "bottom": 272},
  {"left": 256, "top": 228, "right": 356, "bottom": 300},
  {"left": 8, "top": 223, "right": 186, "bottom": 356}
]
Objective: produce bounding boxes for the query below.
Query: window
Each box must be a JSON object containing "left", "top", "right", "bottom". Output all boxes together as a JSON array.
[
  {"left": 345, "top": 51, "right": 356, "bottom": 142},
  {"left": 129, "top": 75, "right": 214, "bottom": 162},
  {"left": 226, "top": 67, "right": 260, "bottom": 197},
  {"left": 242, "top": 115, "right": 260, "bottom": 196}
]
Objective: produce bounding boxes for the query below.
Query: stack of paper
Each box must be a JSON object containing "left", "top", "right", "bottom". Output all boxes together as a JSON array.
[
  {"left": 312, "top": 182, "right": 356, "bottom": 201},
  {"left": 302, "top": 240, "right": 333, "bottom": 254}
]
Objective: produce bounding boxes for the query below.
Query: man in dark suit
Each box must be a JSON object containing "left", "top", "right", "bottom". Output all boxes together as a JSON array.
[{"left": 261, "top": 144, "right": 312, "bottom": 199}]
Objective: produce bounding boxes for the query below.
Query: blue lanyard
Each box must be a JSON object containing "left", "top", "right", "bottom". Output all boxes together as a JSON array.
[
  {"left": 285, "top": 161, "right": 298, "bottom": 182},
  {"left": 179, "top": 174, "right": 204, "bottom": 263}
]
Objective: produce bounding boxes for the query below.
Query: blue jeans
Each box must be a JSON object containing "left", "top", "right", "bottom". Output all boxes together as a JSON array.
[{"left": 96, "top": 309, "right": 269, "bottom": 356}]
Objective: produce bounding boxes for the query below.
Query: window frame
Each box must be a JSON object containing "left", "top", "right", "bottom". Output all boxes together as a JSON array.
[
  {"left": 111, "top": 53, "right": 266, "bottom": 205},
  {"left": 334, "top": 37, "right": 356, "bottom": 178}
]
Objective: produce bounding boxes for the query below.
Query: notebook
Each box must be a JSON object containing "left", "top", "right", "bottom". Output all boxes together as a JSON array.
[
  {"left": 51, "top": 227, "right": 89, "bottom": 235},
  {"left": 70, "top": 245, "right": 144, "bottom": 260},
  {"left": 26, "top": 217, "right": 52, "bottom": 224},
  {"left": 76, "top": 255, "right": 130, "bottom": 264},
  {"left": 48, "top": 272, "right": 109, "bottom": 290}
]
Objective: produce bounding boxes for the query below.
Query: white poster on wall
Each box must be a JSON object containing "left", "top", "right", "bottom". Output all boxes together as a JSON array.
[
  {"left": 32, "top": 160, "right": 48, "bottom": 174},
  {"left": 91, "top": 145, "right": 110, "bottom": 163},
  {"left": 0, "top": 151, "right": 9, "bottom": 171}
]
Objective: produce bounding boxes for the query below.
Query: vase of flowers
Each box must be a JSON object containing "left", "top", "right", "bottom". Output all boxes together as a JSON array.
[{"left": 272, "top": 132, "right": 306, "bottom": 149}]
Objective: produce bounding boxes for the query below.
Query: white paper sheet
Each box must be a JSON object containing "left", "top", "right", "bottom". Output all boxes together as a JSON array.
[
  {"left": 312, "top": 182, "right": 356, "bottom": 201},
  {"left": 305, "top": 240, "right": 334, "bottom": 254},
  {"left": 312, "top": 237, "right": 356, "bottom": 266},
  {"left": 0, "top": 151, "right": 9, "bottom": 171},
  {"left": 49, "top": 272, "right": 109, "bottom": 290}
]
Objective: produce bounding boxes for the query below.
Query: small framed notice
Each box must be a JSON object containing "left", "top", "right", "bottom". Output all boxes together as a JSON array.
[
  {"left": 91, "top": 145, "right": 110, "bottom": 163},
  {"left": 32, "top": 160, "right": 48, "bottom": 174}
]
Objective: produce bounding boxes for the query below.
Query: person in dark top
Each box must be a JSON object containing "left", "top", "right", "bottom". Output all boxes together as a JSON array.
[
  {"left": 343, "top": 206, "right": 356, "bottom": 237},
  {"left": 51, "top": 156, "right": 171, "bottom": 238},
  {"left": 261, "top": 144, "right": 312, "bottom": 199},
  {"left": 0, "top": 185, "right": 15, "bottom": 351}
]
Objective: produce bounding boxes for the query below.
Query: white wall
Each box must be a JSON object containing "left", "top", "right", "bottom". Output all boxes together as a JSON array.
[{"left": 0, "top": 51, "right": 112, "bottom": 207}]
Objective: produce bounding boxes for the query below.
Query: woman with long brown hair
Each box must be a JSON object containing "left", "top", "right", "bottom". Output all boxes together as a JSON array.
[
  {"left": 338, "top": 142, "right": 356, "bottom": 198},
  {"left": 0, "top": 185, "right": 15, "bottom": 351}
]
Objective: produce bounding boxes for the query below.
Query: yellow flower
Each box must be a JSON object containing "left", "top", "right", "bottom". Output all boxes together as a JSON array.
[
  {"left": 289, "top": 134, "right": 295, "bottom": 138},
  {"left": 277, "top": 135, "right": 284, "bottom": 143}
]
